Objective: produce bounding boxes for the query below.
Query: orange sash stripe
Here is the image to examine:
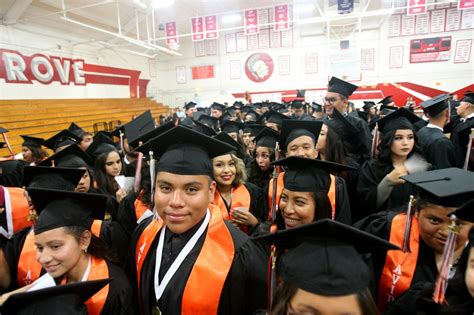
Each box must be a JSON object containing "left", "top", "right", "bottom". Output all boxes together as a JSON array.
[
  {"left": 17, "top": 229, "right": 41, "bottom": 287},
  {"left": 134, "top": 198, "right": 149, "bottom": 221},
  {"left": 377, "top": 213, "right": 419, "bottom": 311},
  {"left": 4, "top": 187, "right": 31, "bottom": 235},
  {"left": 328, "top": 175, "right": 336, "bottom": 220},
  {"left": 267, "top": 172, "right": 285, "bottom": 220},
  {"left": 91, "top": 220, "right": 102, "bottom": 238},
  {"left": 84, "top": 256, "right": 110, "bottom": 315},
  {"left": 213, "top": 184, "right": 251, "bottom": 232}
]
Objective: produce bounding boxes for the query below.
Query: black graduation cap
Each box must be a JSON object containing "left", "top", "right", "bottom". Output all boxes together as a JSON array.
[
  {"left": 254, "top": 127, "right": 280, "bottom": 149},
  {"left": 245, "top": 110, "right": 260, "bottom": 122},
  {"left": 219, "top": 112, "right": 233, "bottom": 123},
  {"left": 419, "top": 94, "right": 449, "bottom": 117},
  {"left": 362, "top": 101, "right": 376, "bottom": 111},
  {"left": 67, "top": 122, "right": 86, "bottom": 138},
  {"left": 273, "top": 156, "right": 356, "bottom": 193},
  {"left": 124, "top": 111, "right": 155, "bottom": 148},
  {"left": 1, "top": 278, "right": 111, "bottom": 315},
  {"left": 279, "top": 120, "right": 322, "bottom": 148},
  {"left": 0, "top": 142, "right": 5, "bottom": 149},
  {"left": 253, "top": 102, "right": 262, "bottom": 110},
  {"left": 449, "top": 199, "right": 474, "bottom": 223},
  {"left": 377, "top": 108, "right": 422, "bottom": 134},
  {"left": 85, "top": 133, "right": 116, "bottom": 160},
  {"left": 221, "top": 120, "right": 242, "bottom": 134},
  {"left": 110, "top": 125, "right": 124, "bottom": 138},
  {"left": 311, "top": 102, "right": 323, "bottom": 113},
  {"left": 27, "top": 188, "right": 107, "bottom": 234},
  {"left": 265, "top": 110, "right": 288, "bottom": 127},
  {"left": 210, "top": 102, "right": 225, "bottom": 112},
  {"left": 401, "top": 168, "right": 474, "bottom": 207},
  {"left": 290, "top": 100, "right": 305, "bottom": 109},
  {"left": 190, "top": 120, "right": 217, "bottom": 137},
  {"left": 254, "top": 219, "right": 399, "bottom": 296},
  {"left": 21, "top": 135, "right": 44, "bottom": 148},
  {"left": 0, "top": 127, "right": 8, "bottom": 133},
  {"left": 378, "top": 95, "right": 395, "bottom": 106},
  {"left": 242, "top": 123, "right": 265, "bottom": 137},
  {"left": 127, "top": 121, "right": 175, "bottom": 148},
  {"left": 184, "top": 101, "right": 197, "bottom": 110},
  {"left": 327, "top": 77, "right": 358, "bottom": 98},
  {"left": 196, "top": 114, "right": 218, "bottom": 130},
  {"left": 39, "top": 144, "right": 93, "bottom": 168},
  {"left": 42, "top": 130, "right": 82, "bottom": 151},
  {"left": 134, "top": 125, "right": 235, "bottom": 177},
  {"left": 296, "top": 89, "right": 306, "bottom": 98},
  {"left": 461, "top": 91, "right": 474, "bottom": 104},
  {"left": 233, "top": 101, "right": 244, "bottom": 109},
  {"left": 22, "top": 166, "right": 85, "bottom": 189},
  {"left": 214, "top": 132, "right": 245, "bottom": 160}
]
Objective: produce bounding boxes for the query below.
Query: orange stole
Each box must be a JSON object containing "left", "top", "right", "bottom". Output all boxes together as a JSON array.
[
  {"left": 17, "top": 229, "right": 41, "bottom": 286},
  {"left": 328, "top": 175, "right": 336, "bottom": 220},
  {"left": 134, "top": 198, "right": 149, "bottom": 221},
  {"left": 84, "top": 256, "right": 110, "bottom": 315},
  {"left": 3, "top": 187, "right": 31, "bottom": 235},
  {"left": 267, "top": 172, "right": 285, "bottom": 220},
  {"left": 91, "top": 220, "right": 103, "bottom": 238},
  {"left": 213, "top": 184, "right": 251, "bottom": 220},
  {"left": 377, "top": 213, "right": 419, "bottom": 311},
  {"left": 135, "top": 205, "right": 235, "bottom": 315}
]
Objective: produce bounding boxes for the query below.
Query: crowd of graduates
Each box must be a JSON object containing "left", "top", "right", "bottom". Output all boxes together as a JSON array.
[{"left": 0, "top": 76, "right": 473, "bottom": 314}]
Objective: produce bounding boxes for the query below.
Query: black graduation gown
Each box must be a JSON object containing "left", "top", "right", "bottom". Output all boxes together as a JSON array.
[
  {"left": 354, "top": 211, "right": 438, "bottom": 305},
  {"left": 334, "top": 176, "right": 352, "bottom": 225},
  {"left": 449, "top": 116, "right": 474, "bottom": 170},
  {"left": 0, "top": 160, "right": 26, "bottom": 188},
  {"left": 116, "top": 191, "right": 142, "bottom": 240},
  {"left": 416, "top": 126, "right": 459, "bottom": 169},
  {"left": 127, "top": 217, "right": 268, "bottom": 315},
  {"left": 356, "top": 159, "right": 415, "bottom": 217}
]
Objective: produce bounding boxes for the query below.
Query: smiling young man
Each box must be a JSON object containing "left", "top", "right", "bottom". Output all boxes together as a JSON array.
[
  {"left": 354, "top": 167, "right": 474, "bottom": 312},
  {"left": 128, "top": 126, "right": 268, "bottom": 315}
]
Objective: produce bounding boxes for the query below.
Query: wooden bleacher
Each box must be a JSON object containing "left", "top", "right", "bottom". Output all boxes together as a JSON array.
[{"left": 0, "top": 98, "right": 170, "bottom": 156}]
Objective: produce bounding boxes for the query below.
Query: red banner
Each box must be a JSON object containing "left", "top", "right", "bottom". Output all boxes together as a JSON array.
[
  {"left": 274, "top": 5, "right": 289, "bottom": 31},
  {"left": 191, "top": 17, "right": 204, "bottom": 41},
  {"left": 165, "top": 22, "right": 178, "bottom": 45},
  {"left": 205, "top": 15, "right": 218, "bottom": 39},
  {"left": 191, "top": 65, "right": 214, "bottom": 80},
  {"left": 407, "top": 0, "right": 427, "bottom": 15},
  {"left": 458, "top": 0, "right": 474, "bottom": 9},
  {"left": 410, "top": 36, "right": 451, "bottom": 63},
  {"left": 244, "top": 9, "right": 259, "bottom": 35}
]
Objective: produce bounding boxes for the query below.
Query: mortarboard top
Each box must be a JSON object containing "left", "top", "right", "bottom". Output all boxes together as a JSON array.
[
  {"left": 377, "top": 107, "right": 422, "bottom": 134},
  {"left": 362, "top": 101, "right": 376, "bottom": 111},
  {"left": 296, "top": 89, "right": 306, "bottom": 98},
  {"left": 210, "top": 102, "right": 225, "bottom": 112},
  {"left": 135, "top": 125, "right": 235, "bottom": 177},
  {"left": 221, "top": 120, "right": 242, "bottom": 134},
  {"left": 196, "top": 114, "right": 218, "bottom": 129},
  {"left": 449, "top": 199, "right": 474, "bottom": 223},
  {"left": 1, "top": 279, "right": 111, "bottom": 315},
  {"left": 39, "top": 144, "right": 93, "bottom": 168},
  {"left": 190, "top": 120, "right": 217, "bottom": 137},
  {"left": 290, "top": 100, "right": 305, "bottom": 109},
  {"left": 419, "top": 94, "right": 449, "bottom": 117},
  {"left": 401, "top": 168, "right": 474, "bottom": 207},
  {"left": 242, "top": 123, "right": 265, "bottom": 137},
  {"left": 124, "top": 111, "right": 155, "bottom": 148},
  {"left": 67, "top": 122, "right": 86, "bottom": 138},
  {"left": 327, "top": 76, "right": 358, "bottom": 98},
  {"left": 265, "top": 110, "right": 288, "bottom": 126},
  {"left": 311, "top": 102, "right": 323, "bottom": 112},
  {"left": 42, "top": 130, "right": 82, "bottom": 151},
  {"left": 253, "top": 127, "right": 280, "bottom": 149},
  {"left": 127, "top": 121, "right": 175, "bottom": 148},
  {"left": 279, "top": 119, "right": 322, "bottom": 148},
  {"left": 377, "top": 95, "right": 395, "bottom": 106},
  {"left": 461, "top": 91, "right": 474, "bottom": 104},
  {"left": 27, "top": 188, "right": 107, "bottom": 234},
  {"left": 20, "top": 135, "right": 44, "bottom": 148},
  {"left": 184, "top": 101, "right": 197, "bottom": 110},
  {"left": 233, "top": 101, "right": 244, "bottom": 109},
  {"left": 273, "top": 156, "right": 356, "bottom": 193},
  {"left": 254, "top": 219, "right": 399, "bottom": 296},
  {"left": 0, "top": 127, "right": 8, "bottom": 133},
  {"left": 245, "top": 109, "right": 260, "bottom": 122},
  {"left": 22, "top": 166, "right": 85, "bottom": 189},
  {"left": 214, "top": 132, "right": 245, "bottom": 160},
  {"left": 85, "top": 133, "right": 116, "bottom": 160}
]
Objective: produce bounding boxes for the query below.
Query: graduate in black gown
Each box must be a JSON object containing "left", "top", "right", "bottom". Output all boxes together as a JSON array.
[
  {"left": 416, "top": 94, "right": 459, "bottom": 169},
  {"left": 323, "top": 77, "right": 372, "bottom": 165},
  {"left": 127, "top": 126, "right": 268, "bottom": 315},
  {"left": 356, "top": 108, "right": 430, "bottom": 216},
  {"left": 354, "top": 168, "right": 474, "bottom": 313},
  {"left": 448, "top": 91, "right": 474, "bottom": 170}
]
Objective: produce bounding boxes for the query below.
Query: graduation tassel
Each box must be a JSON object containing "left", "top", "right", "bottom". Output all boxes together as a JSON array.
[
  {"left": 402, "top": 195, "right": 416, "bottom": 253},
  {"left": 133, "top": 152, "right": 143, "bottom": 193},
  {"left": 463, "top": 128, "right": 473, "bottom": 170},
  {"left": 270, "top": 142, "right": 281, "bottom": 222},
  {"left": 371, "top": 123, "right": 380, "bottom": 158},
  {"left": 432, "top": 214, "right": 460, "bottom": 304},
  {"left": 149, "top": 150, "right": 156, "bottom": 201},
  {"left": 119, "top": 130, "right": 125, "bottom": 155}
]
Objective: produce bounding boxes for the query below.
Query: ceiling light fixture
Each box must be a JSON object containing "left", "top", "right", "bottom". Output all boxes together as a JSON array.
[{"left": 221, "top": 13, "right": 242, "bottom": 24}]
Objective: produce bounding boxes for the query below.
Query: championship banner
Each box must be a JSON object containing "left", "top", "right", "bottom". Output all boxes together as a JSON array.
[
  {"left": 337, "top": 0, "right": 354, "bottom": 14},
  {"left": 205, "top": 15, "right": 218, "bottom": 39},
  {"left": 273, "top": 5, "right": 289, "bottom": 31},
  {"left": 458, "top": 0, "right": 474, "bottom": 10},
  {"left": 408, "top": 0, "right": 427, "bottom": 15},
  {"left": 244, "top": 9, "right": 259, "bottom": 35},
  {"left": 165, "top": 22, "right": 178, "bottom": 45},
  {"left": 191, "top": 17, "right": 204, "bottom": 41}
]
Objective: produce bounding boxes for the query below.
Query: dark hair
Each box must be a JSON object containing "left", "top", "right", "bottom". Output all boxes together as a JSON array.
[
  {"left": 27, "top": 146, "right": 49, "bottom": 164},
  {"left": 376, "top": 128, "right": 422, "bottom": 165},
  {"left": 139, "top": 165, "right": 153, "bottom": 209},
  {"left": 271, "top": 281, "right": 378, "bottom": 315},
  {"left": 58, "top": 159, "right": 94, "bottom": 193},
  {"left": 64, "top": 226, "right": 118, "bottom": 263},
  {"left": 248, "top": 147, "right": 275, "bottom": 188},
  {"left": 93, "top": 150, "right": 122, "bottom": 196},
  {"left": 323, "top": 124, "right": 348, "bottom": 165}
]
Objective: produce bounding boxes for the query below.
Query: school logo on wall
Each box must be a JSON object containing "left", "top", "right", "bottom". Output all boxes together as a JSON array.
[{"left": 245, "top": 53, "right": 274, "bottom": 83}]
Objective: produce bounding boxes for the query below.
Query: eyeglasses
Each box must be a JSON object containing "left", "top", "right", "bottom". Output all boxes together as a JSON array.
[{"left": 324, "top": 97, "right": 341, "bottom": 104}]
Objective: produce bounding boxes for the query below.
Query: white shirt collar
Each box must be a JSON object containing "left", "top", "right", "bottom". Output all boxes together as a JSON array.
[
  {"left": 462, "top": 113, "right": 474, "bottom": 121},
  {"left": 426, "top": 123, "right": 444, "bottom": 132}
]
